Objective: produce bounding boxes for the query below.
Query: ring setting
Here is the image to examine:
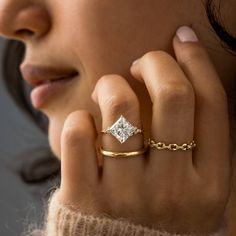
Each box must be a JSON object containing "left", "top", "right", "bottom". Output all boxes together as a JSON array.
[{"left": 101, "top": 115, "right": 142, "bottom": 144}]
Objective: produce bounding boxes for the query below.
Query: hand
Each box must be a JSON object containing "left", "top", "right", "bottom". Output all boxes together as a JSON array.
[{"left": 57, "top": 26, "right": 231, "bottom": 234}]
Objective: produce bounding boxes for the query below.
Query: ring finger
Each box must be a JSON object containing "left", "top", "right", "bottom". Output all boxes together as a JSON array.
[{"left": 92, "top": 75, "right": 145, "bottom": 190}]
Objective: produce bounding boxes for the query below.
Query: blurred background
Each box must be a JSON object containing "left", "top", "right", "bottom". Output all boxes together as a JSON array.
[{"left": 0, "top": 37, "right": 58, "bottom": 236}]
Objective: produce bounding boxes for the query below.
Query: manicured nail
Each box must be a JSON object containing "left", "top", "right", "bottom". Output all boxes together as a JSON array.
[
  {"left": 132, "top": 58, "right": 140, "bottom": 66},
  {"left": 176, "top": 26, "right": 198, "bottom": 42}
]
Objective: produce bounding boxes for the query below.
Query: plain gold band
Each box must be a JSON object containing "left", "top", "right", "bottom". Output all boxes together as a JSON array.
[{"left": 99, "top": 146, "right": 148, "bottom": 158}]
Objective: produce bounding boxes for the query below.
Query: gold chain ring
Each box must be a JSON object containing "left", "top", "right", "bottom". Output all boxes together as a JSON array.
[{"left": 148, "top": 138, "right": 196, "bottom": 151}]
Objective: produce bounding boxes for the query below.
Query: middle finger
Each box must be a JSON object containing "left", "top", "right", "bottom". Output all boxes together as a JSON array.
[{"left": 130, "top": 51, "right": 195, "bottom": 171}]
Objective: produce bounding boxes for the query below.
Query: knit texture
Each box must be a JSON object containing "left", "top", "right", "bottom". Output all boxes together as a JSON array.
[{"left": 29, "top": 190, "right": 227, "bottom": 236}]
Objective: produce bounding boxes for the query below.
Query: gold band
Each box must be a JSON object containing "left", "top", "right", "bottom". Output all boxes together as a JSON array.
[
  {"left": 99, "top": 146, "right": 148, "bottom": 158},
  {"left": 148, "top": 138, "right": 196, "bottom": 151}
]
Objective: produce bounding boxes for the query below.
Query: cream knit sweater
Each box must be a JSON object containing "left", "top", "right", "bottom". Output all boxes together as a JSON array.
[{"left": 28, "top": 190, "right": 227, "bottom": 236}]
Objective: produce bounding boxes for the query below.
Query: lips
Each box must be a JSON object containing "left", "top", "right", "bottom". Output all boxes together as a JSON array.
[
  {"left": 20, "top": 63, "right": 79, "bottom": 108},
  {"left": 20, "top": 64, "right": 79, "bottom": 87}
]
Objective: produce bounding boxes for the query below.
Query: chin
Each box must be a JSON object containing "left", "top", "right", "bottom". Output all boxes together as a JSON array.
[
  {"left": 47, "top": 118, "right": 64, "bottom": 160},
  {"left": 49, "top": 136, "right": 61, "bottom": 160},
  {"left": 48, "top": 132, "right": 61, "bottom": 160}
]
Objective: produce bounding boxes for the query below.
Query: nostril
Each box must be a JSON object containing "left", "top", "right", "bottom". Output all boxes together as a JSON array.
[
  {"left": 0, "top": 4, "right": 51, "bottom": 41},
  {"left": 15, "top": 29, "right": 34, "bottom": 38}
]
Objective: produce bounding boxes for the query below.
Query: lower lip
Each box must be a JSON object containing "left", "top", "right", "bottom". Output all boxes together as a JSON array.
[{"left": 31, "top": 76, "right": 76, "bottom": 109}]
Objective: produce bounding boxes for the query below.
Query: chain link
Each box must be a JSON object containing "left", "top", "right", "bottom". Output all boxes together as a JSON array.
[{"left": 148, "top": 138, "right": 196, "bottom": 151}]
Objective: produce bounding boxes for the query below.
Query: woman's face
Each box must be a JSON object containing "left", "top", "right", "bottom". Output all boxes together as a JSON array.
[{"left": 0, "top": 0, "right": 235, "bottom": 158}]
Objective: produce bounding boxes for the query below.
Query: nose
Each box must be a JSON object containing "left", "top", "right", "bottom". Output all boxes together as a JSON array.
[{"left": 0, "top": 1, "right": 51, "bottom": 42}]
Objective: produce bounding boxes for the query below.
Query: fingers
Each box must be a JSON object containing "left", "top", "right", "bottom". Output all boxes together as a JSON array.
[
  {"left": 92, "top": 75, "right": 144, "bottom": 194},
  {"left": 60, "top": 110, "right": 99, "bottom": 206},
  {"left": 130, "top": 51, "right": 194, "bottom": 170},
  {"left": 173, "top": 26, "right": 230, "bottom": 176}
]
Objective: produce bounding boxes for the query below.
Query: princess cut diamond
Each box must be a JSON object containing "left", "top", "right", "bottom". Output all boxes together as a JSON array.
[{"left": 107, "top": 115, "right": 141, "bottom": 143}]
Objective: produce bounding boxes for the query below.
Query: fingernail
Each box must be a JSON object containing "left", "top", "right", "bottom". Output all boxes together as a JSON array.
[
  {"left": 176, "top": 26, "right": 198, "bottom": 42},
  {"left": 132, "top": 58, "right": 140, "bottom": 66}
]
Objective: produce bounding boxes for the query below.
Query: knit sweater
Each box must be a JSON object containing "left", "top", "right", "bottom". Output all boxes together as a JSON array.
[{"left": 28, "top": 190, "right": 227, "bottom": 236}]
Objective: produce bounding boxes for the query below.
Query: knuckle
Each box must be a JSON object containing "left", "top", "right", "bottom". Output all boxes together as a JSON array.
[
  {"left": 99, "top": 74, "right": 122, "bottom": 84},
  {"left": 62, "top": 126, "right": 86, "bottom": 147},
  {"left": 143, "top": 50, "right": 170, "bottom": 61},
  {"left": 105, "top": 94, "right": 139, "bottom": 115},
  {"left": 152, "top": 195, "right": 179, "bottom": 217},
  {"left": 104, "top": 182, "right": 142, "bottom": 214},
  {"left": 157, "top": 83, "right": 194, "bottom": 108},
  {"left": 201, "top": 87, "right": 228, "bottom": 116},
  {"left": 205, "top": 185, "right": 228, "bottom": 207},
  {"left": 62, "top": 111, "right": 94, "bottom": 145},
  {"left": 97, "top": 74, "right": 140, "bottom": 115},
  {"left": 109, "top": 191, "right": 141, "bottom": 215},
  {"left": 214, "top": 87, "right": 228, "bottom": 107},
  {"left": 142, "top": 50, "right": 172, "bottom": 65},
  {"left": 199, "top": 193, "right": 225, "bottom": 214},
  {"left": 179, "top": 45, "right": 206, "bottom": 67},
  {"left": 196, "top": 183, "right": 228, "bottom": 213}
]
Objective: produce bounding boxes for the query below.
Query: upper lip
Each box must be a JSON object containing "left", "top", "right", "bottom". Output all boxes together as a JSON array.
[{"left": 20, "top": 63, "right": 79, "bottom": 87}]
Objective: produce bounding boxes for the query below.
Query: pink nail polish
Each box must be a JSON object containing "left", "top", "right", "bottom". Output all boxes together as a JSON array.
[{"left": 176, "top": 26, "right": 198, "bottom": 42}]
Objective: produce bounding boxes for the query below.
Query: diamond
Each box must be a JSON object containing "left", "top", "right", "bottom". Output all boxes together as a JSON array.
[{"left": 107, "top": 115, "right": 141, "bottom": 143}]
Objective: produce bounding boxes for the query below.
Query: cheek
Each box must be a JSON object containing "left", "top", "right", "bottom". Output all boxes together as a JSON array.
[
  {"left": 59, "top": 0, "right": 186, "bottom": 82},
  {"left": 59, "top": 1, "right": 148, "bottom": 75}
]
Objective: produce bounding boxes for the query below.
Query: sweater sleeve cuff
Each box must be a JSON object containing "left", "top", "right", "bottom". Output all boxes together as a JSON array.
[{"left": 44, "top": 190, "right": 227, "bottom": 236}]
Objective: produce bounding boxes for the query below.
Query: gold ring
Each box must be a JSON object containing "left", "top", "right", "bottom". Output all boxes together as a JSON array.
[
  {"left": 99, "top": 146, "right": 148, "bottom": 158},
  {"left": 148, "top": 138, "right": 196, "bottom": 151}
]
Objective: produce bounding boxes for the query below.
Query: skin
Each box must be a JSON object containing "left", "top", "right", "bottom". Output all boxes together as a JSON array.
[{"left": 0, "top": 0, "right": 236, "bottom": 234}]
